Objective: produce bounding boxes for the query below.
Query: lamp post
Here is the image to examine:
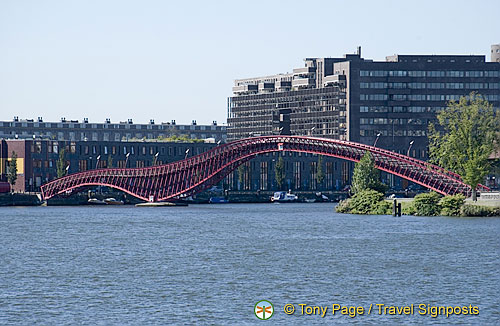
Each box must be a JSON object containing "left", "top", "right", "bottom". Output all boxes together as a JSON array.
[
  {"left": 185, "top": 148, "right": 190, "bottom": 160},
  {"left": 407, "top": 140, "right": 414, "bottom": 157},
  {"left": 125, "top": 152, "right": 130, "bottom": 168},
  {"left": 310, "top": 126, "right": 316, "bottom": 136},
  {"left": 279, "top": 126, "right": 284, "bottom": 135},
  {"left": 217, "top": 140, "right": 221, "bottom": 146},
  {"left": 95, "top": 155, "right": 101, "bottom": 169},
  {"left": 153, "top": 152, "right": 159, "bottom": 166},
  {"left": 65, "top": 164, "right": 70, "bottom": 175},
  {"left": 373, "top": 132, "right": 381, "bottom": 147}
]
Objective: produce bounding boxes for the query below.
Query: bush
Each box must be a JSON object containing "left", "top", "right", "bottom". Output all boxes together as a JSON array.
[
  {"left": 372, "top": 200, "right": 392, "bottom": 215},
  {"left": 439, "top": 194, "right": 466, "bottom": 216},
  {"left": 335, "top": 198, "right": 351, "bottom": 213},
  {"left": 401, "top": 202, "right": 416, "bottom": 215},
  {"left": 413, "top": 192, "right": 442, "bottom": 216},
  {"left": 335, "top": 190, "right": 391, "bottom": 215},
  {"left": 460, "top": 204, "right": 495, "bottom": 217}
]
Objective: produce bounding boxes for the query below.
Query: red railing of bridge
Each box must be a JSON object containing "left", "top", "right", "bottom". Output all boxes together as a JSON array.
[{"left": 40, "top": 136, "right": 489, "bottom": 201}]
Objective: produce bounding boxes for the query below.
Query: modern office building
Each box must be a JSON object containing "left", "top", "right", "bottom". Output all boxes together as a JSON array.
[
  {"left": 227, "top": 46, "right": 500, "bottom": 190},
  {"left": 0, "top": 118, "right": 227, "bottom": 143},
  {"left": 228, "top": 47, "right": 500, "bottom": 160},
  {"left": 229, "top": 65, "right": 347, "bottom": 140}
]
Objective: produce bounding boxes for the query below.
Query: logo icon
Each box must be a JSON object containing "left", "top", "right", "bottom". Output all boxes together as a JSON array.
[{"left": 254, "top": 300, "right": 274, "bottom": 320}]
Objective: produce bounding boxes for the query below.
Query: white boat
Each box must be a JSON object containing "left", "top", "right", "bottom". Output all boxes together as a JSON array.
[
  {"left": 104, "top": 197, "right": 124, "bottom": 205},
  {"left": 88, "top": 198, "right": 106, "bottom": 205},
  {"left": 271, "top": 191, "right": 298, "bottom": 203}
]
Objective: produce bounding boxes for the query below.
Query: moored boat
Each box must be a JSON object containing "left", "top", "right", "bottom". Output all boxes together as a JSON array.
[
  {"left": 271, "top": 191, "right": 298, "bottom": 203},
  {"left": 88, "top": 198, "right": 106, "bottom": 205},
  {"left": 104, "top": 197, "right": 124, "bottom": 205},
  {"left": 209, "top": 197, "right": 229, "bottom": 204}
]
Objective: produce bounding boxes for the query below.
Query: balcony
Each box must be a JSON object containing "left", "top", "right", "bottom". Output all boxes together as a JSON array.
[
  {"left": 292, "top": 77, "right": 315, "bottom": 89},
  {"left": 323, "top": 74, "right": 346, "bottom": 87},
  {"left": 232, "top": 84, "right": 258, "bottom": 95},
  {"left": 275, "top": 80, "right": 292, "bottom": 92},
  {"left": 258, "top": 82, "right": 275, "bottom": 92},
  {"left": 293, "top": 66, "right": 315, "bottom": 77}
]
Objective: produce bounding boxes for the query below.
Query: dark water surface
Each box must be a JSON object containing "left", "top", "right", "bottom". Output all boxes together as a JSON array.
[{"left": 0, "top": 204, "right": 498, "bottom": 325}]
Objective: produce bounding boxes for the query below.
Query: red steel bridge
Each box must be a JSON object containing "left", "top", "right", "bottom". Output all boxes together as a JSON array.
[{"left": 41, "top": 136, "right": 488, "bottom": 201}]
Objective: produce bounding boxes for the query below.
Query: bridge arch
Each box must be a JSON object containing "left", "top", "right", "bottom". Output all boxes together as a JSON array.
[{"left": 41, "top": 136, "right": 486, "bottom": 201}]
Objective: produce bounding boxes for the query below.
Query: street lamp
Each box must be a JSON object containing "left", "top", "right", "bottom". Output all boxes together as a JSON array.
[
  {"left": 407, "top": 140, "right": 414, "bottom": 157},
  {"left": 217, "top": 140, "right": 221, "bottom": 146},
  {"left": 279, "top": 126, "right": 284, "bottom": 135},
  {"left": 310, "top": 126, "right": 316, "bottom": 136},
  {"left": 185, "top": 148, "right": 190, "bottom": 159},
  {"left": 65, "top": 164, "right": 70, "bottom": 175},
  {"left": 95, "top": 155, "right": 101, "bottom": 169},
  {"left": 373, "top": 132, "right": 381, "bottom": 147},
  {"left": 125, "top": 152, "right": 130, "bottom": 168},
  {"left": 153, "top": 152, "right": 159, "bottom": 166}
]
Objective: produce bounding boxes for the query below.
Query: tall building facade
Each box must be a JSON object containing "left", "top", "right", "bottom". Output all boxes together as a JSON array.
[
  {"left": 228, "top": 47, "right": 500, "bottom": 159},
  {"left": 227, "top": 47, "right": 500, "bottom": 190},
  {"left": 228, "top": 59, "right": 347, "bottom": 141}
]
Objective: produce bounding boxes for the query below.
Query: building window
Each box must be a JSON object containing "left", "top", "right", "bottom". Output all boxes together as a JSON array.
[
  {"left": 293, "top": 161, "right": 301, "bottom": 190},
  {"left": 260, "top": 162, "right": 268, "bottom": 190}
]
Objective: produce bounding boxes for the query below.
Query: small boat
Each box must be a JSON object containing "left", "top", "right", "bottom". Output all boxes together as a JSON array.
[
  {"left": 104, "top": 197, "right": 124, "bottom": 205},
  {"left": 271, "top": 191, "right": 298, "bottom": 203},
  {"left": 209, "top": 197, "right": 229, "bottom": 204},
  {"left": 88, "top": 198, "right": 106, "bottom": 205}
]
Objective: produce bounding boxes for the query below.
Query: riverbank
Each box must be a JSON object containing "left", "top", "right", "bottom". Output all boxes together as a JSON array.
[
  {"left": 0, "top": 193, "right": 41, "bottom": 206},
  {"left": 0, "top": 190, "right": 348, "bottom": 206}
]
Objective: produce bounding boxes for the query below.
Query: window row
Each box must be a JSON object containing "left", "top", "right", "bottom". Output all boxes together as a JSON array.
[
  {"left": 360, "top": 118, "right": 426, "bottom": 125},
  {"left": 360, "top": 106, "right": 445, "bottom": 113},
  {"left": 360, "top": 82, "right": 500, "bottom": 89},
  {"left": 360, "top": 70, "right": 500, "bottom": 77},
  {"left": 360, "top": 94, "right": 499, "bottom": 101},
  {"left": 360, "top": 129, "right": 427, "bottom": 137}
]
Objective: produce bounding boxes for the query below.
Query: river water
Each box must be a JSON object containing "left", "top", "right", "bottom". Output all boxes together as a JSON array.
[{"left": 0, "top": 203, "right": 498, "bottom": 325}]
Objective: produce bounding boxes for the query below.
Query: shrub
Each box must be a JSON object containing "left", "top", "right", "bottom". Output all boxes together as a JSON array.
[
  {"left": 460, "top": 204, "right": 493, "bottom": 217},
  {"left": 439, "top": 194, "right": 466, "bottom": 216},
  {"left": 372, "top": 200, "right": 392, "bottom": 215},
  {"left": 413, "top": 192, "right": 442, "bottom": 216},
  {"left": 402, "top": 202, "right": 416, "bottom": 215},
  {"left": 335, "top": 189, "right": 390, "bottom": 215},
  {"left": 335, "top": 198, "right": 351, "bottom": 213}
]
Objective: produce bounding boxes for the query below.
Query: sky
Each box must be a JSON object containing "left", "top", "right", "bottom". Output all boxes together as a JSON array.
[{"left": 1, "top": 0, "right": 499, "bottom": 125}]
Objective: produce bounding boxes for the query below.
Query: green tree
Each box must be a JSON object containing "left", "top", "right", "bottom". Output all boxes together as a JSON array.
[
  {"left": 274, "top": 156, "right": 285, "bottom": 190},
  {"left": 428, "top": 93, "right": 500, "bottom": 200},
  {"left": 316, "top": 155, "right": 325, "bottom": 187},
  {"left": 7, "top": 151, "right": 18, "bottom": 188},
  {"left": 351, "top": 151, "right": 387, "bottom": 194},
  {"left": 107, "top": 155, "right": 113, "bottom": 168},
  {"left": 56, "top": 148, "right": 66, "bottom": 178}
]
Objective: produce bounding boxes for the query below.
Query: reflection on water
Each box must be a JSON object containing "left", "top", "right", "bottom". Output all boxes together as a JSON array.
[{"left": 0, "top": 204, "right": 498, "bottom": 325}]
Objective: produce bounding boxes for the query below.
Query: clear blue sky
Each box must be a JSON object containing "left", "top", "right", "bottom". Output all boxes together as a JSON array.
[{"left": 1, "top": 0, "right": 498, "bottom": 125}]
